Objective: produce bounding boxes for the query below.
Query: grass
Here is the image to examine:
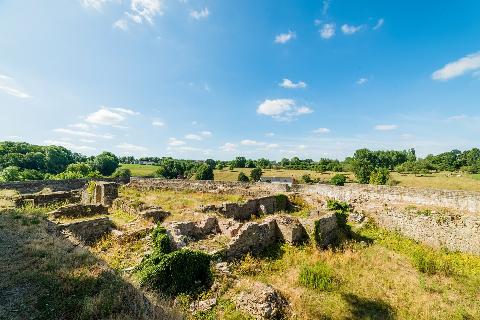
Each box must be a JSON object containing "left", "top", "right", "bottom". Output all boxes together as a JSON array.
[
  {"left": 0, "top": 209, "right": 180, "bottom": 320},
  {"left": 221, "top": 223, "right": 480, "bottom": 320},
  {"left": 119, "top": 187, "right": 244, "bottom": 220},
  {"left": 120, "top": 163, "right": 159, "bottom": 177}
]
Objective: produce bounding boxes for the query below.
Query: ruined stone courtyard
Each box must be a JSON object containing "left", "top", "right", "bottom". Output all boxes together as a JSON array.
[{"left": 1, "top": 177, "right": 480, "bottom": 320}]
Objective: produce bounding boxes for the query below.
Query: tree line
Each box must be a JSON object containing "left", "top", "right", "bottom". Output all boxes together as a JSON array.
[{"left": 2, "top": 141, "right": 480, "bottom": 183}]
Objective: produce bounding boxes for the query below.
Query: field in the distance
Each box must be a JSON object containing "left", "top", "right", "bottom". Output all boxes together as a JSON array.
[{"left": 120, "top": 164, "right": 480, "bottom": 192}]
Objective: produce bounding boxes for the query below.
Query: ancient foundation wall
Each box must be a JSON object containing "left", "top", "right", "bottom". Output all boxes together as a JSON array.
[
  {"left": 0, "top": 177, "right": 128, "bottom": 194},
  {"left": 297, "top": 183, "right": 480, "bottom": 214}
]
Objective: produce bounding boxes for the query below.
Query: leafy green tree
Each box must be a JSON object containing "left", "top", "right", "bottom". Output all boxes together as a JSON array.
[
  {"left": 237, "top": 172, "right": 249, "bottom": 182},
  {"left": 0, "top": 166, "right": 22, "bottom": 181},
  {"left": 44, "top": 145, "right": 75, "bottom": 174},
  {"left": 233, "top": 157, "right": 246, "bottom": 168},
  {"left": 369, "top": 168, "right": 390, "bottom": 185},
  {"left": 250, "top": 167, "right": 263, "bottom": 182},
  {"left": 301, "top": 174, "right": 313, "bottom": 184},
  {"left": 93, "top": 152, "right": 119, "bottom": 176},
  {"left": 194, "top": 164, "right": 214, "bottom": 180},
  {"left": 204, "top": 159, "right": 216, "bottom": 170}
]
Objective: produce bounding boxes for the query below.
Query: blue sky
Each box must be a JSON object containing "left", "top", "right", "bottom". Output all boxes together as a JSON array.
[{"left": 1, "top": 0, "right": 479, "bottom": 160}]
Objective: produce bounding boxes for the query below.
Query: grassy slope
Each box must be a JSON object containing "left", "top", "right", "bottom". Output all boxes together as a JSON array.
[
  {"left": 120, "top": 163, "right": 159, "bottom": 177},
  {"left": 0, "top": 208, "right": 180, "bottom": 320}
]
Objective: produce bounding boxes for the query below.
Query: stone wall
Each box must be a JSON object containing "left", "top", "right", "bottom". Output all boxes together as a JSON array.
[
  {"left": 51, "top": 217, "right": 113, "bottom": 245},
  {"left": 15, "top": 190, "right": 81, "bottom": 207},
  {"left": 373, "top": 208, "right": 480, "bottom": 254},
  {"left": 297, "top": 183, "right": 480, "bottom": 214},
  {"left": 0, "top": 177, "right": 128, "bottom": 195}
]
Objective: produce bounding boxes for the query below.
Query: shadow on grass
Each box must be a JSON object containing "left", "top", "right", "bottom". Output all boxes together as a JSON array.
[
  {"left": 343, "top": 293, "right": 396, "bottom": 320},
  {"left": 0, "top": 210, "right": 181, "bottom": 320}
]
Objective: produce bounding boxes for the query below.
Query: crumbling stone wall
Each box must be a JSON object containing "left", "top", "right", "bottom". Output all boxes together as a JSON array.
[
  {"left": 49, "top": 217, "right": 113, "bottom": 245},
  {"left": 221, "top": 195, "right": 288, "bottom": 221},
  {"left": 50, "top": 203, "right": 108, "bottom": 219},
  {"left": 372, "top": 208, "right": 480, "bottom": 254},
  {"left": 82, "top": 181, "right": 119, "bottom": 207},
  {"left": 297, "top": 183, "right": 480, "bottom": 214},
  {"left": 0, "top": 177, "right": 128, "bottom": 195},
  {"left": 14, "top": 190, "right": 81, "bottom": 207}
]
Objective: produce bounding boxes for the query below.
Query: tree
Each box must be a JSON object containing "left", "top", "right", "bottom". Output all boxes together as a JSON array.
[
  {"left": 250, "top": 167, "right": 263, "bottom": 182},
  {"left": 0, "top": 166, "right": 22, "bottom": 181},
  {"left": 44, "top": 146, "right": 75, "bottom": 174},
  {"left": 369, "top": 168, "right": 390, "bottom": 185},
  {"left": 237, "top": 172, "right": 249, "bottom": 182},
  {"left": 301, "top": 174, "right": 313, "bottom": 184},
  {"left": 234, "top": 157, "right": 246, "bottom": 168},
  {"left": 194, "top": 164, "right": 214, "bottom": 180},
  {"left": 93, "top": 152, "right": 119, "bottom": 176},
  {"left": 204, "top": 159, "right": 216, "bottom": 170}
]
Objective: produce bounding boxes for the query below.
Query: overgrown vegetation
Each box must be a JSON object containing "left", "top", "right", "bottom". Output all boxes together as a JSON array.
[
  {"left": 136, "top": 225, "right": 212, "bottom": 296},
  {"left": 330, "top": 174, "right": 347, "bottom": 186},
  {"left": 298, "top": 261, "right": 336, "bottom": 291}
]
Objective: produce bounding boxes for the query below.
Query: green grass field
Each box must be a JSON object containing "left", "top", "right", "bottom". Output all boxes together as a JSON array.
[{"left": 121, "top": 164, "right": 480, "bottom": 192}]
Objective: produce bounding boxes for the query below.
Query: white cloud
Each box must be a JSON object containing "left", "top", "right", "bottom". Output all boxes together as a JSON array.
[
  {"left": 320, "top": 23, "right": 335, "bottom": 39},
  {"left": 266, "top": 143, "right": 279, "bottom": 149},
  {"left": 298, "top": 145, "right": 306, "bottom": 150},
  {"left": 168, "top": 137, "right": 186, "bottom": 146},
  {"left": 373, "top": 18, "right": 384, "bottom": 30},
  {"left": 53, "top": 128, "right": 114, "bottom": 139},
  {"left": 200, "top": 131, "right": 212, "bottom": 137},
  {"left": 85, "top": 107, "right": 138, "bottom": 126},
  {"left": 265, "top": 132, "right": 275, "bottom": 137},
  {"left": 44, "top": 140, "right": 96, "bottom": 152},
  {"left": 279, "top": 78, "right": 307, "bottom": 89},
  {"left": 80, "top": 0, "right": 106, "bottom": 11},
  {"left": 274, "top": 30, "right": 296, "bottom": 44},
  {"left": 313, "top": 127, "right": 330, "bottom": 134},
  {"left": 341, "top": 24, "right": 363, "bottom": 35},
  {"left": 322, "top": 0, "right": 330, "bottom": 15},
  {"left": 6, "top": 135, "right": 21, "bottom": 141},
  {"left": 357, "top": 77, "right": 368, "bottom": 85},
  {"left": 257, "top": 99, "right": 313, "bottom": 121},
  {"left": 79, "top": 139, "right": 96, "bottom": 143},
  {"left": 185, "top": 134, "right": 202, "bottom": 141},
  {"left": 69, "top": 123, "right": 90, "bottom": 130},
  {"left": 0, "top": 74, "right": 30, "bottom": 99},
  {"left": 190, "top": 7, "right": 209, "bottom": 20},
  {"left": 432, "top": 52, "right": 480, "bottom": 81},
  {"left": 374, "top": 124, "right": 398, "bottom": 131},
  {"left": 220, "top": 143, "right": 237, "bottom": 152},
  {"left": 113, "top": 19, "right": 129, "bottom": 31},
  {"left": 241, "top": 139, "right": 266, "bottom": 146},
  {"left": 130, "top": 0, "right": 164, "bottom": 24},
  {"left": 152, "top": 120, "right": 165, "bottom": 127},
  {"left": 116, "top": 142, "right": 147, "bottom": 152}
]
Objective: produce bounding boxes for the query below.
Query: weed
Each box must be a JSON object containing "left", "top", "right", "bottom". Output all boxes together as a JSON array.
[{"left": 298, "top": 261, "right": 336, "bottom": 291}]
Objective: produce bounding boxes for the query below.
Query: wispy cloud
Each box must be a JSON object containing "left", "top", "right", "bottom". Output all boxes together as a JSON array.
[
  {"left": 313, "top": 127, "right": 330, "bottom": 134},
  {"left": 190, "top": 7, "right": 209, "bottom": 20},
  {"left": 80, "top": 0, "right": 107, "bottom": 11},
  {"left": 257, "top": 99, "right": 313, "bottom": 121},
  {"left": 357, "top": 77, "right": 368, "bottom": 85},
  {"left": 116, "top": 142, "right": 147, "bottom": 152},
  {"left": 220, "top": 142, "right": 237, "bottom": 152},
  {"left": 274, "top": 30, "right": 296, "bottom": 44},
  {"left": 152, "top": 120, "right": 165, "bottom": 127},
  {"left": 432, "top": 52, "right": 480, "bottom": 81},
  {"left": 373, "top": 18, "right": 384, "bottom": 30},
  {"left": 44, "top": 139, "right": 96, "bottom": 152},
  {"left": 0, "top": 74, "right": 30, "bottom": 99},
  {"left": 279, "top": 78, "right": 307, "bottom": 89},
  {"left": 374, "top": 124, "right": 398, "bottom": 131},
  {"left": 341, "top": 24, "right": 364, "bottom": 35},
  {"left": 53, "top": 128, "right": 114, "bottom": 139},
  {"left": 319, "top": 23, "right": 335, "bottom": 39},
  {"left": 168, "top": 137, "right": 186, "bottom": 146}
]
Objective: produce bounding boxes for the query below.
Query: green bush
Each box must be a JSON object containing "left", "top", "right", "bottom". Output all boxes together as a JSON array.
[
  {"left": 301, "top": 174, "right": 313, "bottom": 184},
  {"left": 237, "top": 172, "right": 249, "bottom": 182},
  {"left": 151, "top": 226, "right": 173, "bottom": 254},
  {"left": 326, "top": 199, "right": 351, "bottom": 213},
  {"left": 111, "top": 167, "right": 131, "bottom": 179},
  {"left": 93, "top": 152, "right": 119, "bottom": 176},
  {"left": 299, "top": 262, "right": 335, "bottom": 291},
  {"left": 369, "top": 168, "right": 390, "bottom": 185},
  {"left": 250, "top": 167, "right": 263, "bottom": 182},
  {"left": 194, "top": 163, "right": 214, "bottom": 180},
  {"left": 330, "top": 174, "right": 347, "bottom": 186},
  {"left": 137, "top": 249, "right": 212, "bottom": 296}
]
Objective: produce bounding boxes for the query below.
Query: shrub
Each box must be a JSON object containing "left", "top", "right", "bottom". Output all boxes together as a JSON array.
[
  {"left": 0, "top": 166, "right": 22, "bottom": 181},
  {"left": 326, "top": 199, "right": 351, "bottom": 213},
  {"left": 111, "top": 167, "right": 131, "bottom": 179},
  {"left": 137, "top": 249, "right": 212, "bottom": 296},
  {"left": 250, "top": 167, "right": 263, "bottom": 182},
  {"left": 237, "top": 172, "right": 249, "bottom": 182},
  {"left": 194, "top": 163, "right": 214, "bottom": 180},
  {"left": 301, "top": 174, "right": 313, "bottom": 184},
  {"left": 330, "top": 174, "right": 347, "bottom": 186},
  {"left": 299, "top": 262, "right": 335, "bottom": 291},
  {"left": 369, "top": 168, "right": 390, "bottom": 185},
  {"left": 151, "top": 226, "right": 173, "bottom": 254}
]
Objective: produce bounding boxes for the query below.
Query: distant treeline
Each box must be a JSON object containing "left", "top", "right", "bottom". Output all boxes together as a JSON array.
[{"left": 2, "top": 141, "right": 480, "bottom": 183}]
